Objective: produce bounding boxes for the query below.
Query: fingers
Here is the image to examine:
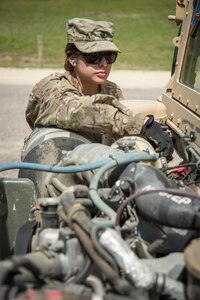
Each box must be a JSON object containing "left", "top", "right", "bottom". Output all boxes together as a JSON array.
[
  {"left": 161, "top": 140, "right": 174, "bottom": 162},
  {"left": 157, "top": 142, "right": 165, "bottom": 153}
]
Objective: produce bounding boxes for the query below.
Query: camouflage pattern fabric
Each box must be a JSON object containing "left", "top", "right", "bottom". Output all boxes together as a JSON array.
[
  {"left": 67, "top": 18, "right": 120, "bottom": 53},
  {"left": 26, "top": 71, "right": 145, "bottom": 136}
]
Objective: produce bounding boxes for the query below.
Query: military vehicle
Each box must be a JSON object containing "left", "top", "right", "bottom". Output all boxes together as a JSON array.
[{"left": 0, "top": 0, "right": 200, "bottom": 299}]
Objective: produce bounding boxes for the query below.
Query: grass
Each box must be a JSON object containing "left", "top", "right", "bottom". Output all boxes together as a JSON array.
[{"left": 0, "top": 0, "right": 178, "bottom": 70}]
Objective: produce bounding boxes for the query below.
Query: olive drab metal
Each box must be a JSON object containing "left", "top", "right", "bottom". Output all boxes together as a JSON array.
[{"left": 162, "top": 0, "right": 200, "bottom": 159}]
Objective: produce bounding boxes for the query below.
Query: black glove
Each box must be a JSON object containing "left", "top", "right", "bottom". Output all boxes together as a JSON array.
[{"left": 141, "top": 115, "right": 174, "bottom": 162}]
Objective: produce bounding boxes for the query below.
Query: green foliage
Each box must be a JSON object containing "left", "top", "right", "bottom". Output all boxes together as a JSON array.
[{"left": 0, "top": 0, "right": 177, "bottom": 70}]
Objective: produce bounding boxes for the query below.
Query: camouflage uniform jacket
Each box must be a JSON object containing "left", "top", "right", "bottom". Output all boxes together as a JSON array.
[{"left": 26, "top": 71, "right": 145, "bottom": 136}]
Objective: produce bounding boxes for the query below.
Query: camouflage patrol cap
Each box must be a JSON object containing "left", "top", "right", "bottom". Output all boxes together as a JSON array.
[{"left": 67, "top": 18, "right": 120, "bottom": 53}]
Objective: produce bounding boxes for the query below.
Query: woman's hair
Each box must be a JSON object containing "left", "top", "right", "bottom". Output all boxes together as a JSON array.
[{"left": 64, "top": 43, "right": 79, "bottom": 72}]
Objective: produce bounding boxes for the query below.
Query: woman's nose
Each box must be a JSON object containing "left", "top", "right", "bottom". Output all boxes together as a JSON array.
[{"left": 99, "top": 56, "right": 107, "bottom": 67}]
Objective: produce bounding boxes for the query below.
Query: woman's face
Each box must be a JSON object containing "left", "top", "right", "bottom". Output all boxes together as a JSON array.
[{"left": 72, "top": 52, "right": 114, "bottom": 94}]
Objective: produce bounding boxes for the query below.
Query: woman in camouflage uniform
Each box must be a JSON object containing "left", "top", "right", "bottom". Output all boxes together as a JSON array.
[{"left": 25, "top": 18, "right": 173, "bottom": 160}]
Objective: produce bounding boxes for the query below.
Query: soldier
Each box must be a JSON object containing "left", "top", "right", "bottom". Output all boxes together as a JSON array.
[{"left": 26, "top": 17, "right": 173, "bottom": 161}]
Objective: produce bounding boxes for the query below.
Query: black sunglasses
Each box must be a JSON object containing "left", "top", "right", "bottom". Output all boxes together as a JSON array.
[{"left": 78, "top": 51, "right": 118, "bottom": 64}]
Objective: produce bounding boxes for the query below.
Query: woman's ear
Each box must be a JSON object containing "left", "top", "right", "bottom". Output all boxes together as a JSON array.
[{"left": 69, "top": 57, "right": 77, "bottom": 67}]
